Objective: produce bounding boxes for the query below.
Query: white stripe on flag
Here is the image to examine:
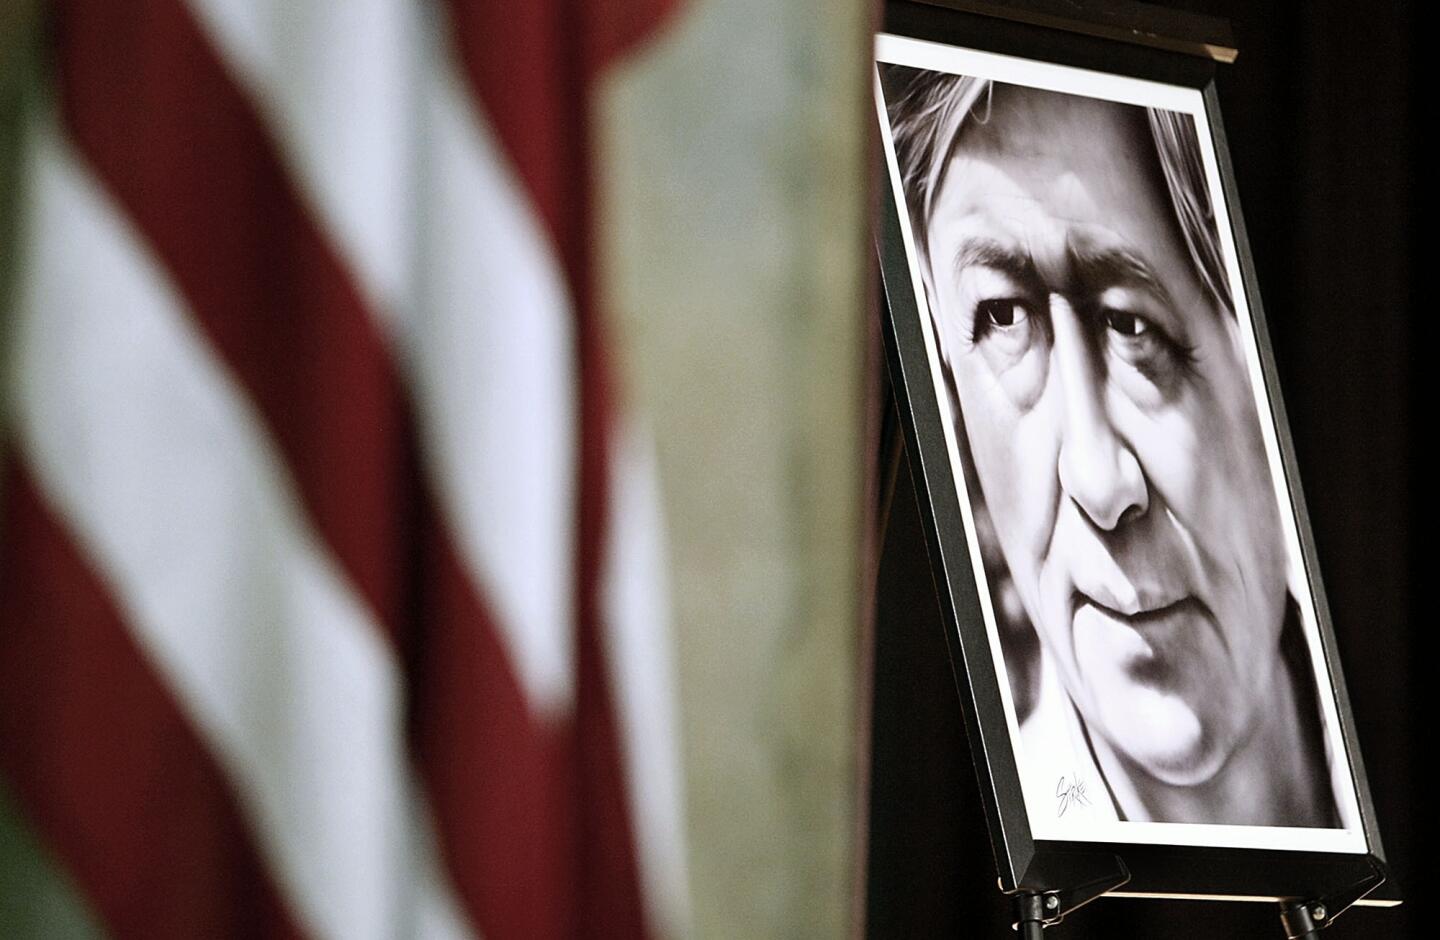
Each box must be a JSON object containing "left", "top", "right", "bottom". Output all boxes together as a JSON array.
[
  {"left": 180, "top": 0, "right": 416, "bottom": 324},
  {"left": 407, "top": 33, "right": 578, "bottom": 717},
  {"left": 602, "top": 425, "right": 691, "bottom": 938},
  {"left": 12, "top": 110, "right": 475, "bottom": 940},
  {"left": 185, "top": 0, "right": 579, "bottom": 717}
]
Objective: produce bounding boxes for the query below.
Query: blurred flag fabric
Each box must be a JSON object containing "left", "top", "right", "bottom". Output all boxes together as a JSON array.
[{"left": 0, "top": 1, "right": 688, "bottom": 938}]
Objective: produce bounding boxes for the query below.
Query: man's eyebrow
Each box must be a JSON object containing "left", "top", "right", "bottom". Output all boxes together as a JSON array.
[
  {"left": 1069, "top": 244, "right": 1175, "bottom": 308},
  {"left": 952, "top": 237, "right": 1033, "bottom": 281}
]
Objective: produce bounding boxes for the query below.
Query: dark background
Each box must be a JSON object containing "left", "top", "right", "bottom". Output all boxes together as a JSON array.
[{"left": 864, "top": 1, "right": 1425, "bottom": 936}]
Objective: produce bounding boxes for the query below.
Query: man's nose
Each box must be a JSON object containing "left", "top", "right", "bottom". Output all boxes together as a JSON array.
[{"left": 1049, "top": 294, "right": 1148, "bottom": 530}]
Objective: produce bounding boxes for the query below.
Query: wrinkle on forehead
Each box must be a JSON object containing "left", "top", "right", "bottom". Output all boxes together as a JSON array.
[
  {"left": 961, "top": 86, "right": 1148, "bottom": 159},
  {"left": 929, "top": 89, "right": 1202, "bottom": 311}
]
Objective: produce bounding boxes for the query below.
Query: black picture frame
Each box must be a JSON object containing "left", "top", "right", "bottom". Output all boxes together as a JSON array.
[{"left": 873, "top": 0, "right": 1396, "bottom": 910}]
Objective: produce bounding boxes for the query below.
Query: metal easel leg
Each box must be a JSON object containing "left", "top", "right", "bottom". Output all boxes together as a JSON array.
[{"left": 1279, "top": 899, "right": 1323, "bottom": 939}]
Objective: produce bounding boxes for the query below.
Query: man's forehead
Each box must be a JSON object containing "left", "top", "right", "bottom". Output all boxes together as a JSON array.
[
  {"left": 932, "top": 89, "right": 1188, "bottom": 273},
  {"left": 944, "top": 224, "right": 1172, "bottom": 301},
  {"left": 953, "top": 85, "right": 1146, "bottom": 160},
  {"left": 931, "top": 149, "right": 1144, "bottom": 264},
  {"left": 936, "top": 155, "right": 1111, "bottom": 230}
]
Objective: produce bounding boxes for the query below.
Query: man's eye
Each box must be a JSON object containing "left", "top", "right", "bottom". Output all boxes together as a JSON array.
[
  {"left": 976, "top": 298, "right": 1029, "bottom": 330},
  {"left": 968, "top": 296, "right": 1044, "bottom": 368},
  {"left": 1099, "top": 304, "right": 1197, "bottom": 385},
  {"left": 1103, "top": 308, "right": 1150, "bottom": 337}
]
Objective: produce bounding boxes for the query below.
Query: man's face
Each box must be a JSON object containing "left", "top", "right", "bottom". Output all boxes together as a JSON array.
[{"left": 924, "top": 86, "right": 1287, "bottom": 785}]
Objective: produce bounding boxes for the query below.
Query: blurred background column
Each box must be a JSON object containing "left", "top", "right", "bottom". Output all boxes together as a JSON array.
[{"left": 597, "top": 1, "right": 873, "bottom": 936}]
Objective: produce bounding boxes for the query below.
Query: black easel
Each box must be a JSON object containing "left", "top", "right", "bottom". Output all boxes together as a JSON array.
[
  {"left": 1003, "top": 855, "right": 1387, "bottom": 937},
  {"left": 1278, "top": 859, "right": 1388, "bottom": 939},
  {"left": 1009, "top": 859, "right": 1130, "bottom": 938}
]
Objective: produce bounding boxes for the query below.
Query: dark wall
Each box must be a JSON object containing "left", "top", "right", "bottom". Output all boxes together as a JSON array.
[{"left": 865, "top": 2, "right": 1422, "bottom": 936}]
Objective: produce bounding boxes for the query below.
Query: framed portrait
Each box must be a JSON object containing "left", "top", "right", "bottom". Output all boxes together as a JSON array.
[{"left": 873, "top": 0, "right": 1392, "bottom": 907}]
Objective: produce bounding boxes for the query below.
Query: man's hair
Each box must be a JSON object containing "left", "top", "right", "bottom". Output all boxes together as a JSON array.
[{"left": 882, "top": 65, "right": 1234, "bottom": 317}]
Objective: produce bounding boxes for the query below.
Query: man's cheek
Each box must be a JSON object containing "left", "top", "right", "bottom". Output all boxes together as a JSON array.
[
  {"left": 974, "top": 415, "right": 1059, "bottom": 588},
  {"left": 1129, "top": 405, "right": 1201, "bottom": 515},
  {"left": 991, "top": 344, "right": 1049, "bottom": 411},
  {"left": 1182, "top": 386, "right": 1267, "bottom": 532},
  {"left": 1013, "top": 408, "right": 1063, "bottom": 562}
]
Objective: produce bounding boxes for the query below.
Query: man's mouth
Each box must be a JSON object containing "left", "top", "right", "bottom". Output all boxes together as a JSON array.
[
  {"left": 1069, "top": 594, "right": 1208, "bottom": 685},
  {"left": 1075, "top": 593, "right": 1194, "bottom": 625}
]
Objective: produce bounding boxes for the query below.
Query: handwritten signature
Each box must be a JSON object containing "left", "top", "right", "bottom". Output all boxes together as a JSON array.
[{"left": 1055, "top": 774, "right": 1092, "bottom": 818}]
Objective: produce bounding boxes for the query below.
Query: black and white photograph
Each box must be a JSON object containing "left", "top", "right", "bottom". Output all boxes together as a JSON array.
[{"left": 875, "top": 34, "right": 1365, "bottom": 853}]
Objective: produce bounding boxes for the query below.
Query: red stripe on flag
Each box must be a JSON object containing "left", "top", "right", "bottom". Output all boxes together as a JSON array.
[
  {"left": 443, "top": 0, "right": 677, "bottom": 264},
  {"left": 0, "top": 465, "right": 307, "bottom": 940},
  {"left": 440, "top": 1, "right": 583, "bottom": 279},
  {"left": 572, "top": 313, "right": 650, "bottom": 937},
  {"left": 408, "top": 509, "right": 576, "bottom": 939},
  {"left": 581, "top": 0, "right": 682, "bottom": 79},
  {"left": 55, "top": 0, "right": 415, "bottom": 644},
  {"left": 442, "top": 1, "right": 679, "bottom": 934}
]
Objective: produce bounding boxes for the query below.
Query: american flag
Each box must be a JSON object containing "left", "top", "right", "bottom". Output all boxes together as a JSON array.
[{"left": 0, "top": 1, "right": 688, "bottom": 937}]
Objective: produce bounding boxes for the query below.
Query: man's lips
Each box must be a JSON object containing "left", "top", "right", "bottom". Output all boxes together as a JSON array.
[
  {"left": 1073, "top": 593, "right": 1196, "bottom": 626},
  {"left": 1069, "top": 595, "right": 1210, "bottom": 685},
  {"left": 1068, "top": 579, "right": 1192, "bottom": 621}
]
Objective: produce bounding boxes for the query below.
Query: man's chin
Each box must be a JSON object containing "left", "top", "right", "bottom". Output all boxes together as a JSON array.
[
  {"left": 1125, "top": 741, "right": 1226, "bottom": 788},
  {"left": 1093, "top": 692, "right": 1225, "bottom": 787}
]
